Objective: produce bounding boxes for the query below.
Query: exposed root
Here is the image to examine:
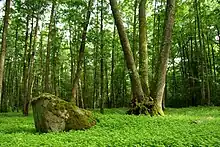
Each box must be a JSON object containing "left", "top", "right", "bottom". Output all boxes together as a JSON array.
[{"left": 127, "top": 97, "right": 164, "bottom": 116}]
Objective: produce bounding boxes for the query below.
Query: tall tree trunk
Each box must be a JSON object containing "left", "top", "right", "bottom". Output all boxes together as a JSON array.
[
  {"left": 92, "top": 2, "right": 100, "bottom": 109},
  {"left": 0, "top": 0, "right": 11, "bottom": 111},
  {"left": 152, "top": 0, "right": 158, "bottom": 78},
  {"left": 105, "top": 62, "right": 109, "bottom": 108},
  {"left": 39, "top": 25, "right": 44, "bottom": 93},
  {"left": 110, "top": 26, "right": 116, "bottom": 108},
  {"left": 14, "top": 22, "right": 19, "bottom": 111},
  {"left": 139, "top": 0, "right": 150, "bottom": 96},
  {"left": 195, "top": 0, "right": 205, "bottom": 105},
  {"left": 26, "top": 15, "right": 39, "bottom": 112},
  {"left": 132, "top": 0, "right": 139, "bottom": 64},
  {"left": 110, "top": 0, "right": 146, "bottom": 108},
  {"left": 45, "top": 1, "right": 55, "bottom": 93},
  {"left": 22, "top": 14, "right": 30, "bottom": 114},
  {"left": 23, "top": 15, "right": 34, "bottom": 116},
  {"left": 100, "top": 0, "right": 105, "bottom": 114},
  {"left": 51, "top": 12, "right": 58, "bottom": 96},
  {"left": 110, "top": 0, "right": 175, "bottom": 116},
  {"left": 72, "top": 0, "right": 94, "bottom": 104},
  {"left": 151, "top": 0, "right": 175, "bottom": 115},
  {"left": 69, "top": 23, "right": 74, "bottom": 85}
]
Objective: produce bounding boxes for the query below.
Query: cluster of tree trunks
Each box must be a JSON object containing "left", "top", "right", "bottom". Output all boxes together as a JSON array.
[{"left": 110, "top": 0, "right": 176, "bottom": 115}]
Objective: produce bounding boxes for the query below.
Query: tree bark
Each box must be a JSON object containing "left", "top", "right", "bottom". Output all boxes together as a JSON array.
[
  {"left": 110, "top": 26, "right": 116, "bottom": 108},
  {"left": 0, "top": 0, "right": 11, "bottom": 111},
  {"left": 100, "top": 0, "right": 105, "bottom": 114},
  {"left": 151, "top": 0, "right": 175, "bottom": 115},
  {"left": 23, "top": 15, "right": 34, "bottom": 116},
  {"left": 110, "top": 0, "right": 175, "bottom": 116},
  {"left": 139, "top": 0, "right": 150, "bottom": 96},
  {"left": 132, "top": 0, "right": 139, "bottom": 64},
  {"left": 45, "top": 1, "right": 55, "bottom": 93},
  {"left": 110, "top": 0, "right": 146, "bottom": 109},
  {"left": 25, "top": 15, "right": 39, "bottom": 115},
  {"left": 72, "top": 0, "right": 94, "bottom": 104}
]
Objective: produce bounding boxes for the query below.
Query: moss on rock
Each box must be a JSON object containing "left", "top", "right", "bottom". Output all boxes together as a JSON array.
[{"left": 31, "top": 93, "right": 96, "bottom": 133}]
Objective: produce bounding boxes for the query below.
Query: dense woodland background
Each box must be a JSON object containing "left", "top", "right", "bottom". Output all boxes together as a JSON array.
[{"left": 0, "top": 0, "right": 219, "bottom": 114}]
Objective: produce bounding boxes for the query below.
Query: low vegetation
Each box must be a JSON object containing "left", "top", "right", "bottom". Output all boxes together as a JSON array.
[{"left": 0, "top": 107, "right": 220, "bottom": 146}]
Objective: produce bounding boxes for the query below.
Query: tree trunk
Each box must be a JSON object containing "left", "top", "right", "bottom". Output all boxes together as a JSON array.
[
  {"left": 100, "top": 0, "right": 105, "bottom": 114},
  {"left": 110, "top": 0, "right": 147, "bottom": 112},
  {"left": 23, "top": 14, "right": 34, "bottom": 116},
  {"left": 151, "top": 0, "right": 175, "bottom": 115},
  {"left": 92, "top": 2, "right": 100, "bottom": 109},
  {"left": 139, "top": 0, "right": 150, "bottom": 96},
  {"left": 0, "top": 0, "right": 11, "bottom": 111},
  {"left": 132, "top": 0, "right": 139, "bottom": 64},
  {"left": 39, "top": 25, "right": 44, "bottom": 93},
  {"left": 22, "top": 14, "right": 30, "bottom": 115},
  {"left": 72, "top": 0, "right": 94, "bottom": 104},
  {"left": 45, "top": 1, "right": 55, "bottom": 93},
  {"left": 69, "top": 24, "right": 74, "bottom": 86},
  {"left": 26, "top": 15, "right": 39, "bottom": 115},
  {"left": 110, "top": 26, "right": 116, "bottom": 108},
  {"left": 110, "top": 0, "right": 175, "bottom": 116},
  {"left": 14, "top": 22, "right": 19, "bottom": 111}
]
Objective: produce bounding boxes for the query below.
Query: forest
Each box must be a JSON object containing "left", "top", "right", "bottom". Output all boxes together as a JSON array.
[{"left": 0, "top": 0, "right": 220, "bottom": 146}]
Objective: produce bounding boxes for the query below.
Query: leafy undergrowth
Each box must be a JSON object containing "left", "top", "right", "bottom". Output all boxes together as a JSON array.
[{"left": 0, "top": 107, "right": 220, "bottom": 146}]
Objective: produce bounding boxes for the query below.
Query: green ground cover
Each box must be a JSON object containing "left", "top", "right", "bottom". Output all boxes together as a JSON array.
[{"left": 0, "top": 107, "right": 220, "bottom": 146}]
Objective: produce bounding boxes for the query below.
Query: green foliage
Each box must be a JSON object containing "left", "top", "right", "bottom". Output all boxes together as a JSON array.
[{"left": 0, "top": 107, "right": 220, "bottom": 146}]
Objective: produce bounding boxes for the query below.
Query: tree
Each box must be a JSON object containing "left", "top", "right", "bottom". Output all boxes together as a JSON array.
[
  {"left": 45, "top": 0, "right": 56, "bottom": 93},
  {"left": 0, "top": 0, "right": 11, "bottom": 112},
  {"left": 139, "top": 0, "right": 150, "bottom": 96},
  {"left": 150, "top": 0, "right": 176, "bottom": 115},
  {"left": 100, "top": 0, "right": 105, "bottom": 114},
  {"left": 110, "top": 0, "right": 146, "bottom": 112},
  {"left": 110, "top": 0, "right": 176, "bottom": 115},
  {"left": 71, "top": 0, "right": 94, "bottom": 104}
]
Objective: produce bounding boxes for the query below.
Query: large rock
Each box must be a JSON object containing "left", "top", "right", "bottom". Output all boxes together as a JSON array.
[{"left": 31, "top": 93, "right": 96, "bottom": 133}]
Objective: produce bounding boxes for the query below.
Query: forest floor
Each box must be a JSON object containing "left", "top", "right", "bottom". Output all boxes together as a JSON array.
[{"left": 0, "top": 107, "right": 220, "bottom": 146}]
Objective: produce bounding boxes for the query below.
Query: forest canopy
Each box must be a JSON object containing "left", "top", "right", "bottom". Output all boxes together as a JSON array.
[{"left": 0, "top": 0, "right": 219, "bottom": 115}]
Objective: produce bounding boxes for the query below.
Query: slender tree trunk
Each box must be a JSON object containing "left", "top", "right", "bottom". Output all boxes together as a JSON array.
[
  {"left": 69, "top": 24, "right": 74, "bottom": 86},
  {"left": 72, "top": 0, "right": 94, "bottom": 104},
  {"left": 132, "top": 0, "right": 139, "bottom": 64},
  {"left": 45, "top": 1, "right": 55, "bottom": 93},
  {"left": 22, "top": 14, "right": 30, "bottom": 115},
  {"left": 83, "top": 56, "right": 86, "bottom": 107},
  {"left": 0, "top": 0, "right": 11, "bottom": 111},
  {"left": 105, "top": 62, "right": 109, "bottom": 108},
  {"left": 151, "top": 0, "right": 175, "bottom": 115},
  {"left": 23, "top": 15, "right": 34, "bottom": 116},
  {"left": 110, "top": 26, "right": 116, "bottom": 108},
  {"left": 72, "top": 0, "right": 94, "bottom": 103},
  {"left": 139, "top": 0, "right": 150, "bottom": 96},
  {"left": 110, "top": 0, "right": 146, "bottom": 109},
  {"left": 172, "top": 51, "right": 176, "bottom": 105},
  {"left": 51, "top": 12, "right": 58, "bottom": 95},
  {"left": 195, "top": 0, "right": 205, "bottom": 105},
  {"left": 100, "top": 0, "right": 105, "bottom": 114},
  {"left": 27, "top": 15, "right": 39, "bottom": 104},
  {"left": 92, "top": 2, "right": 100, "bottom": 109},
  {"left": 152, "top": 0, "right": 157, "bottom": 78},
  {"left": 39, "top": 26, "right": 44, "bottom": 93},
  {"left": 14, "top": 22, "right": 19, "bottom": 111}
]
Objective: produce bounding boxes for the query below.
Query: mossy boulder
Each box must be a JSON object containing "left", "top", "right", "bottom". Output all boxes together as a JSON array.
[{"left": 31, "top": 93, "right": 96, "bottom": 133}]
